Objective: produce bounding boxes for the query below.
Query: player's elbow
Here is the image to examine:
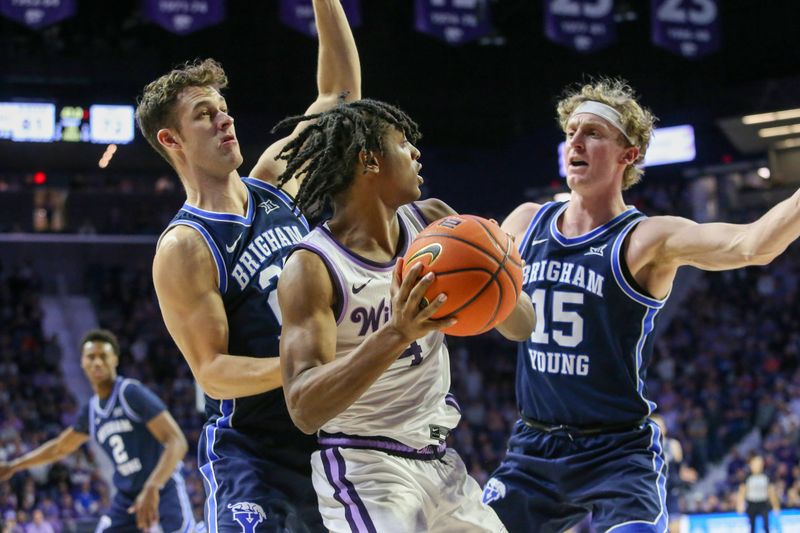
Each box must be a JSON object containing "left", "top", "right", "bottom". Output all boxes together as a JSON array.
[
  {"left": 285, "top": 386, "right": 323, "bottom": 434},
  {"left": 286, "top": 405, "right": 321, "bottom": 435}
]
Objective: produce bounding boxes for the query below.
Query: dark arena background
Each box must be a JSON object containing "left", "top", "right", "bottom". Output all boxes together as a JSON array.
[{"left": 1, "top": 1, "right": 800, "bottom": 532}]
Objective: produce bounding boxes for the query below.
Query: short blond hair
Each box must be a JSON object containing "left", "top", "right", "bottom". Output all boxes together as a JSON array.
[
  {"left": 557, "top": 78, "right": 657, "bottom": 190},
  {"left": 135, "top": 58, "right": 228, "bottom": 167}
]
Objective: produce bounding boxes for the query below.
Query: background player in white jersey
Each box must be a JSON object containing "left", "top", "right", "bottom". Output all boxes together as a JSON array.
[
  {"left": 136, "top": 1, "right": 360, "bottom": 530},
  {"left": 485, "top": 78, "right": 800, "bottom": 532},
  {"left": 0, "top": 330, "right": 192, "bottom": 532},
  {"left": 272, "top": 99, "right": 535, "bottom": 532}
]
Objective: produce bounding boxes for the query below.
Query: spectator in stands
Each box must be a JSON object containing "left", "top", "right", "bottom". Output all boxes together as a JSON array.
[
  {"left": 737, "top": 454, "right": 781, "bottom": 532},
  {"left": 22, "top": 510, "right": 53, "bottom": 533}
]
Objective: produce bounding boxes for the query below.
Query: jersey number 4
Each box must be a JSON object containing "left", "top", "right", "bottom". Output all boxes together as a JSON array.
[{"left": 530, "top": 289, "right": 584, "bottom": 347}]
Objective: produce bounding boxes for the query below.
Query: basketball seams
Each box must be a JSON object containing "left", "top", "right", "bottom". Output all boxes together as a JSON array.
[{"left": 403, "top": 216, "right": 523, "bottom": 336}]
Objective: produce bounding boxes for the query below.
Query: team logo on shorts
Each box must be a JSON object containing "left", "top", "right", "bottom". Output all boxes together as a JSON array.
[
  {"left": 228, "top": 502, "right": 266, "bottom": 533},
  {"left": 481, "top": 478, "right": 507, "bottom": 505}
]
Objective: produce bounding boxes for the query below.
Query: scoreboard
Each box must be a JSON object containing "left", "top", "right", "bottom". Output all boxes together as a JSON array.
[{"left": 0, "top": 102, "right": 135, "bottom": 144}]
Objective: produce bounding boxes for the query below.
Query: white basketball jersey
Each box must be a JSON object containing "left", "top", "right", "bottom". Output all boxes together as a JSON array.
[{"left": 296, "top": 204, "right": 461, "bottom": 449}]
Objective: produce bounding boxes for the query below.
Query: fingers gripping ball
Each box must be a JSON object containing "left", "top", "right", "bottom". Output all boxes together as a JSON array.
[{"left": 402, "top": 215, "right": 523, "bottom": 336}]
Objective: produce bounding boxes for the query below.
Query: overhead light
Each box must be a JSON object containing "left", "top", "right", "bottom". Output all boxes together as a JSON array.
[
  {"left": 758, "top": 124, "right": 800, "bottom": 138},
  {"left": 774, "top": 137, "right": 800, "bottom": 149},
  {"left": 757, "top": 167, "right": 771, "bottom": 179},
  {"left": 742, "top": 108, "right": 800, "bottom": 125}
]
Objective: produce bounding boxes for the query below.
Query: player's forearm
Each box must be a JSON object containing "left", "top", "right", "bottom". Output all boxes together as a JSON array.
[
  {"left": 144, "top": 436, "right": 188, "bottom": 491},
  {"left": 196, "top": 354, "right": 282, "bottom": 400},
  {"left": 10, "top": 440, "right": 69, "bottom": 471},
  {"left": 285, "top": 326, "right": 410, "bottom": 434},
  {"left": 314, "top": 0, "right": 360, "bottom": 98},
  {"left": 495, "top": 293, "right": 535, "bottom": 341},
  {"left": 741, "top": 187, "right": 800, "bottom": 264}
]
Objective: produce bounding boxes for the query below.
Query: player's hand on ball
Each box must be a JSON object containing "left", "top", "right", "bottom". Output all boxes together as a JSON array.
[{"left": 389, "top": 260, "right": 456, "bottom": 344}]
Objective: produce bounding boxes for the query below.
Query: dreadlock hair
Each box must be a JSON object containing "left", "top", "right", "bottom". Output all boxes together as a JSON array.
[{"left": 272, "top": 99, "right": 422, "bottom": 222}]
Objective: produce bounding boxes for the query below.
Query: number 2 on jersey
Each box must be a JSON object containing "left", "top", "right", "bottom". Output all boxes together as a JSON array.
[{"left": 258, "top": 264, "right": 283, "bottom": 325}]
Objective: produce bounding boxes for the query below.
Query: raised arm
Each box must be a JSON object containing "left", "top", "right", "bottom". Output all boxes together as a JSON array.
[
  {"left": 153, "top": 226, "right": 281, "bottom": 400},
  {"left": 250, "top": 0, "right": 361, "bottom": 190},
  {"left": 0, "top": 428, "right": 88, "bottom": 481},
  {"left": 128, "top": 411, "right": 189, "bottom": 530},
  {"left": 279, "top": 251, "right": 452, "bottom": 434},
  {"left": 628, "top": 187, "right": 800, "bottom": 298}
]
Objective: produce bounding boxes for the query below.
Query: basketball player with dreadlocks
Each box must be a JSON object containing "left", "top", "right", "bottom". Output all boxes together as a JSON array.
[
  {"left": 138, "top": 2, "right": 360, "bottom": 531},
  {"left": 272, "top": 99, "right": 535, "bottom": 532},
  {"left": 481, "top": 78, "right": 800, "bottom": 532}
]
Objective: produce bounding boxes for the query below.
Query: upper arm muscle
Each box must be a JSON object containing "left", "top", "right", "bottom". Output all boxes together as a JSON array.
[
  {"left": 278, "top": 251, "right": 338, "bottom": 391},
  {"left": 153, "top": 227, "right": 229, "bottom": 382}
]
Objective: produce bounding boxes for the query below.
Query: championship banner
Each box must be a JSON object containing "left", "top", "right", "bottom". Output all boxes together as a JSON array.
[
  {"left": 543, "top": 0, "right": 616, "bottom": 53},
  {"left": 279, "top": 0, "right": 362, "bottom": 38},
  {"left": 651, "top": 0, "right": 720, "bottom": 58},
  {"left": 143, "top": 0, "right": 226, "bottom": 35},
  {"left": 0, "top": 0, "right": 75, "bottom": 29},
  {"left": 414, "top": 0, "right": 493, "bottom": 45}
]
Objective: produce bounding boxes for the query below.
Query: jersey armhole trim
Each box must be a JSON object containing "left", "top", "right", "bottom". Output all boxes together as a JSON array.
[
  {"left": 118, "top": 379, "right": 144, "bottom": 423},
  {"left": 166, "top": 221, "right": 228, "bottom": 294},
  {"left": 518, "top": 202, "right": 557, "bottom": 253},
  {"left": 408, "top": 202, "right": 429, "bottom": 229},
  {"left": 611, "top": 219, "right": 668, "bottom": 309},
  {"left": 291, "top": 243, "right": 348, "bottom": 325}
]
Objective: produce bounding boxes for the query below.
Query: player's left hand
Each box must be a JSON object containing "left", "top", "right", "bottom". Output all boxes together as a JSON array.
[{"left": 128, "top": 484, "right": 159, "bottom": 531}]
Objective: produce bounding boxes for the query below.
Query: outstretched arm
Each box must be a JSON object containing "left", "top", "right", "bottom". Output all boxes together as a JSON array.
[
  {"left": 250, "top": 0, "right": 361, "bottom": 191},
  {"left": 128, "top": 411, "right": 189, "bottom": 530},
  {"left": 628, "top": 187, "right": 800, "bottom": 297},
  {"left": 153, "top": 226, "right": 282, "bottom": 400},
  {"left": 0, "top": 428, "right": 88, "bottom": 481}
]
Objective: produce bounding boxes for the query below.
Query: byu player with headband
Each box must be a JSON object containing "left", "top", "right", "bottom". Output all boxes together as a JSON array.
[
  {"left": 483, "top": 78, "right": 800, "bottom": 532},
  {"left": 0, "top": 330, "right": 193, "bottom": 532},
  {"left": 138, "top": 2, "right": 360, "bottom": 531},
  {"left": 272, "top": 99, "right": 534, "bottom": 533}
]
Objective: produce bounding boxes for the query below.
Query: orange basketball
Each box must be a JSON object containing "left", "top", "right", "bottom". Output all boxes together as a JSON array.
[{"left": 402, "top": 214, "right": 523, "bottom": 336}]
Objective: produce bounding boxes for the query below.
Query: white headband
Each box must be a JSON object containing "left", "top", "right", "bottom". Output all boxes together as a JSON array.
[{"left": 570, "top": 100, "right": 635, "bottom": 145}]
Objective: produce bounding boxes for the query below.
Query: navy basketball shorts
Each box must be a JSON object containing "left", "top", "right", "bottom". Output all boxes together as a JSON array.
[
  {"left": 483, "top": 419, "right": 668, "bottom": 533},
  {"left": 96, "top": 474, "right": 195, "bottom": 533},
  {"left": 198, "top": 424, "right": 324, "bottom": 533}
]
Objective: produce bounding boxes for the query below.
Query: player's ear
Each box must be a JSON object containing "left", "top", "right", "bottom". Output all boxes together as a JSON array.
[
  {"left": 157, "top": 128, "right": 182, "bottom": 152},
  {"left": 620, "top": 145, "right": 639, "bottom": 166},
  {"left": 359, "top": 150, "right": 379, "bottom": 175}
]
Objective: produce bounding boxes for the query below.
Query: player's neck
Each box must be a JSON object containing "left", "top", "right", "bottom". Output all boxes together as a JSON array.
[
  {"left": 328, "top": 200, "right": 402, "bottom": 261},
  {"left": 561, "top": 191, "right": 627, "bottom": 237},
  {"left": 93, "top": 378, "right": 116, "bottom": 400},
  {"left": 184, "top": 171, "right": 247, "bottom": 215}
]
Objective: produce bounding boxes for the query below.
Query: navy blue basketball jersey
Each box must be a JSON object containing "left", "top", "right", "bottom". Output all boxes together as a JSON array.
[
  {"left": 515, "top": 201, "right": 667, "bottom": 426},
  {"left": 163, "top": 177, "right": 309, "bottom": 433},
  {"left": 74, "top": 377, "right": 172, "bottom": 495}
]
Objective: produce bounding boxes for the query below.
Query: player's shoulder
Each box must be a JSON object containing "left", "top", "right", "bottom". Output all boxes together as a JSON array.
[
  {"left": 501, "top": 202, "right": 546, "bottom": 238},
  {"left": 630, "top": 214, "right": 696, "bottom": 242},
  {"left": 280, "top": 248, "right": 335, "bottom": 309},
  {"left": 413, "top": 198, "right": 457, "bottom": 224},
  {"left": 153, "top": 225, "right": 217, "bottom": 291}
]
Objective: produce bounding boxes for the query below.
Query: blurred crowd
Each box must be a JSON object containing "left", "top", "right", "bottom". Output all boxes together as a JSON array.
[{"left": 0, "top": 176, "right": 798, "bottom": 531}]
